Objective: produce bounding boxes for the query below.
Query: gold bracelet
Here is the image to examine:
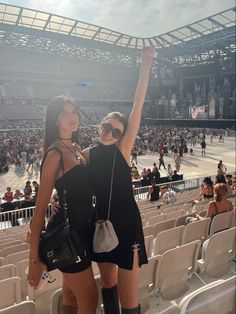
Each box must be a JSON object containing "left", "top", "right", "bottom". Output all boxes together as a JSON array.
[{"left": 29, "top": 257, "right": 40, "bottom": 264}]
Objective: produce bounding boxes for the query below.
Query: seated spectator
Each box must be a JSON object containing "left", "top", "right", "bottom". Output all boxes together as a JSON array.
[
  {"left": 3, "top": 187, "right": 14, "bottom": 202},
  {"left": 171, "top": 170, "right": 181, "bottom": 181},
  {"left": 215, "top": 175, "right": 232, "bottom": 195},
  {"left": 141, "top": 168, "right": 148, "bottom": 186},
  {"left": 32, "top": 181, "right": 40, "bottom": 199},
  {"left": 198, "top": 183, "right": 234, "bottom": 220},
  {"left": 147, "top": 180, "right": 160, "bottom": 202},
  {"left": 199, "top": 177, "right": 214, "bottom": 199},
  {"left": 23, "top": 181, "right": 32, "bottom": 196},
  {"left": 160, "top": 186, "right": 177, "bottom": 204},
  {"left": 14, "top": 189, "right": 23, "bottom": 199}
]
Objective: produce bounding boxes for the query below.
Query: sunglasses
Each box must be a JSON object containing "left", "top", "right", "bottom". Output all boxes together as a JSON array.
[{"left": 101, "top": 122, "right": 123, "bottom": 140}]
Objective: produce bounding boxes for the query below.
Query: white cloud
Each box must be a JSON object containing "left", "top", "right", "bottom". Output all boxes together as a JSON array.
[{"left": 2, "top": 0, "right": 235, "bottom": 36}]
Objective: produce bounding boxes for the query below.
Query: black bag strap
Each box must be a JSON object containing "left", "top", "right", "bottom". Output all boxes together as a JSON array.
[
  {"left": 40, "top": 147, "right": 69, "bottom": 224},
  {"left": 95, "top": 147, "right": 117, "bottom": 221}
]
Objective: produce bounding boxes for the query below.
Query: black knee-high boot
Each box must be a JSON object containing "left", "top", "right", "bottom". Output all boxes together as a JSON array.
[
  {"left": 121, "top": 304, "right": 141, "bottom": 314},
  {"left": 102, "top": 285, "right": 120, "bottom": 314}
]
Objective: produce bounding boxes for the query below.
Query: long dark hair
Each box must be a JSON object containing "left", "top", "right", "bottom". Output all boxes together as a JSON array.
[{"left": 43, "top": 96, "right": 80, "bottom": 153}]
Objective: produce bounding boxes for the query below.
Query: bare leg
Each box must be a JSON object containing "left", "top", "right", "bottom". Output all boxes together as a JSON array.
[{"left": 62, "top": 267, "right": 98, "bottom": 314}]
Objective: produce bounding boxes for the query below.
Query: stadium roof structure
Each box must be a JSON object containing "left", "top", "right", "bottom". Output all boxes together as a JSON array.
[{"left": 0, "top": 3, "right": 235, "bottom": 66}]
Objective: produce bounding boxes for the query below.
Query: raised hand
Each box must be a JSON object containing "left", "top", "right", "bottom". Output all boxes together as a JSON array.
[{"left": 141, "top": 46, "right": 156, "bottom": 72}]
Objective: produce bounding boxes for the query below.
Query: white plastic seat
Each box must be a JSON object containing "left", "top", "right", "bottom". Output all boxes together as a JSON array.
[
  {"left": 1, "top": 243, "right": 29, "bottom": 258},
  {"left": 144, "top": 235, "right": 154, "bottom": 257},
  {"left": 178, "top": 275, "right": 236, "bottom": 314},
  {"left": 182, "top": 218, "right": 211, "bottom": 245},
  {"left": 143, "top": 225, "right": 152, "bottom": 237},
  {"left": 209, "top": 211, "right": 234, "bottom": 236},
  {"left": 147, "top": 214, "right": 166, "bottom": 226},
  {"left": 0, "top": 276, "right": 22, "bottom": 309},
  {"left": 152, "top": 219, "right": 176, "bottom": 238},
  {"left": 153, "top": 226, "right": 184, "bottom": 255},
  {"left": 0, "top": 301, "right": 36, "bottom": 314},
  {"left": 4, "top": 249, "right": 30, "bottom": 266},
  {"left": 198, "top": 227, "right": 235, "bottom": 278},
  {"left": 159, "top": 305, "right": 178, "bottom": 314},
  {"left": 0, "top": 264, "right": 16, "bottom": 280},
  {"left": 15, "top": 259, "right": 29, "bottom": 299},
  {"left": 157, "top": 240, "right": 201, "bottom": 301},
  {"left": 138, "top": 255, "right": 162, "bottom": 313},
  {"left": 166, "top": 209, "right": 185, "bottom": 221},
  {"left": 0, "top": 240, "right": 22, "bottom": 251}
]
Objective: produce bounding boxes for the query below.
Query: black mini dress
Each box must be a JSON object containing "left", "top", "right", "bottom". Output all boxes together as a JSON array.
[{"left": 89, "top": 143, "right": 148, "bottom": 270}]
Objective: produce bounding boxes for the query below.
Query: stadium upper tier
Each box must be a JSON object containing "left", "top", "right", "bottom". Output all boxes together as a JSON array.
[{"left": 0, "top": 3, "right": 235, "bottom": 64}]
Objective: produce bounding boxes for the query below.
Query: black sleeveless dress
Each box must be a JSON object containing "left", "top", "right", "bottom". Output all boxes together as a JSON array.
[
  {"left": 90, "top": 143, "right": 148, "bottom": 270},
  {"left": 48, "top": 162, "right": 94, "bottom": 273}
]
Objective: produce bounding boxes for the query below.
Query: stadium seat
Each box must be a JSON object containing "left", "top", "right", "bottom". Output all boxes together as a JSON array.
[
  {"left": 0, "top": 264, "right": 16, "bottom": 281},
  {"left": 153, "top": 226, "right": 185, "bottom": 255},
  {"left": 138, "top": 255, "right": 162, "bottom": 313},
  {"left": 178, "top": 276, "right": 236, "bottom": 314},
  {"left": 0, "top": 301, "right": 36, "bottom": 314},
  {"left": 4, "top": 249, "right": 29, "bottom": 265},
  {"left": 198, "top": 227, "right": 235, "bottom": 278},
  {"left": 1, "top": 243, "right": 29, "bottom": 258},
  {"left": 166, "top": 209, "right": 185, "bottom": 221},
  {"left": 152, "top": 219, "right": 176, "bottom": 238},
  {"left": 182, "top": 218, "right": 211, "bottom": 245},
  {"left": 147, "top": 214, "right": 166, "bottom": 226},
  {"left": 159, "top": 305, "right": 179, "bottom": 314},
  {"left": 16, "top": 259, "right": 29, "bottom": 299},
  {"left": 175, "top": 214, "right": 192, "bottom": 227},
  {"left": 144, "top": 235, "right": 154, "bottom": 257},
  {"left": 143, "top": 225, "right": 152, "bottom": 237},
  {"left": 209, "top": 211, "right": 234, "bottom": 236},
  {"left": 0, "top": 240, "right": 22, "bottom": 251},
  {"left": 157, "top": 240, "right": 201, "bottom": 300},
  {"left": 0, "top": 277, "right": 22, "bottom": 309}
]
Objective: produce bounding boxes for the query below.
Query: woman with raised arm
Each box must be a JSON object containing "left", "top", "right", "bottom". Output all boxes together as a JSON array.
[
  {"left": 27, "top": 96, "right": 98, "bottom": 314},
  {"left": 85, "top": 47, "right": 155, "bottom": 314}
]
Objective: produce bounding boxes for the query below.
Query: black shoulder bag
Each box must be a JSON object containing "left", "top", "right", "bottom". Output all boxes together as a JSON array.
[{"left": 39, "top": 148, "right": 86, "bottom": 271}]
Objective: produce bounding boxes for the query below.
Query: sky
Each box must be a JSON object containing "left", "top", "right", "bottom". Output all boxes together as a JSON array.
[{"left": 1, "top": 0, "right": 235, "bottom": 37}]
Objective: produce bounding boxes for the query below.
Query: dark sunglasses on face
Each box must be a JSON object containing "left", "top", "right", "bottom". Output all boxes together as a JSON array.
[{"left": 101, "top": 122, "right": 123, "bottom": 139}]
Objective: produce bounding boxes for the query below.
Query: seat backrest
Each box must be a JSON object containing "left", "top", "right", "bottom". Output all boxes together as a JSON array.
[
  {"left": 209, "top": 211, "right": 234, "bottom": 236},
  {"left": 0, "top": 264, "right": 16, "bottom": 280},
  {"left": 148, "top": 214, "right": 166, "bottom": 226},
  {"left": 159, "top": 305, "right": 179, "bottom": 314},
  {"left": 182, "top": 218, "right": 211, "bottom": 245},
  {"left": 144, "top": 235, "right": 154, "bottom": 258},
  {"left": 152, "top": 219, "right": 176, "bottom": 238},
  {"left": 0, "top": 276, "right": 22, "bottom": 309},
  {"left": 161, "top": 206, "right": 178, "bottom": 215},
  {"left": 0, "top": 240, "right": 22, "bottom": 251},
  {"left": 4, "top": 250, "right": 30, "bottom": 265},
  {"left": 154, "top": 226, "right": 185, "bottom": 255},
  {"left": 175, "top": 214, "right": 191, "bottom": 227},
  {"left": 166, "top": 209, "right": 185, "bottom": 221},
  {"left": 201, "top": 227, "right": 235, "bottom": 278},
  {"left": 2, "top": 243, "right": 29, "bottom": 258},
  {"left": 158, "top": 240, "right": 201, "bottom": 301},
  {"left": 179, "top": 275, "right": 236, "bottom": 314},
  {"left": 143, "top": 225, "right": 152, "bottom": 237},
  {"left": 0, "top": 301, "right": 36, "bottom": 314},
  {"left": 16, "top": 259, "right": 29, "bottom": 299},
  {"left": 50, "top": 288, "right": 63, "bottom": 314}
]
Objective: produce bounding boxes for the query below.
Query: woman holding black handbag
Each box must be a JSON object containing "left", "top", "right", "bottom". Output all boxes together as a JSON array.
[
  {"left": 51, "top": 47, "right": 155, "bottom": 313},
  {"left": 27, "top": 96, "right": 98, "bottom": 314}
]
